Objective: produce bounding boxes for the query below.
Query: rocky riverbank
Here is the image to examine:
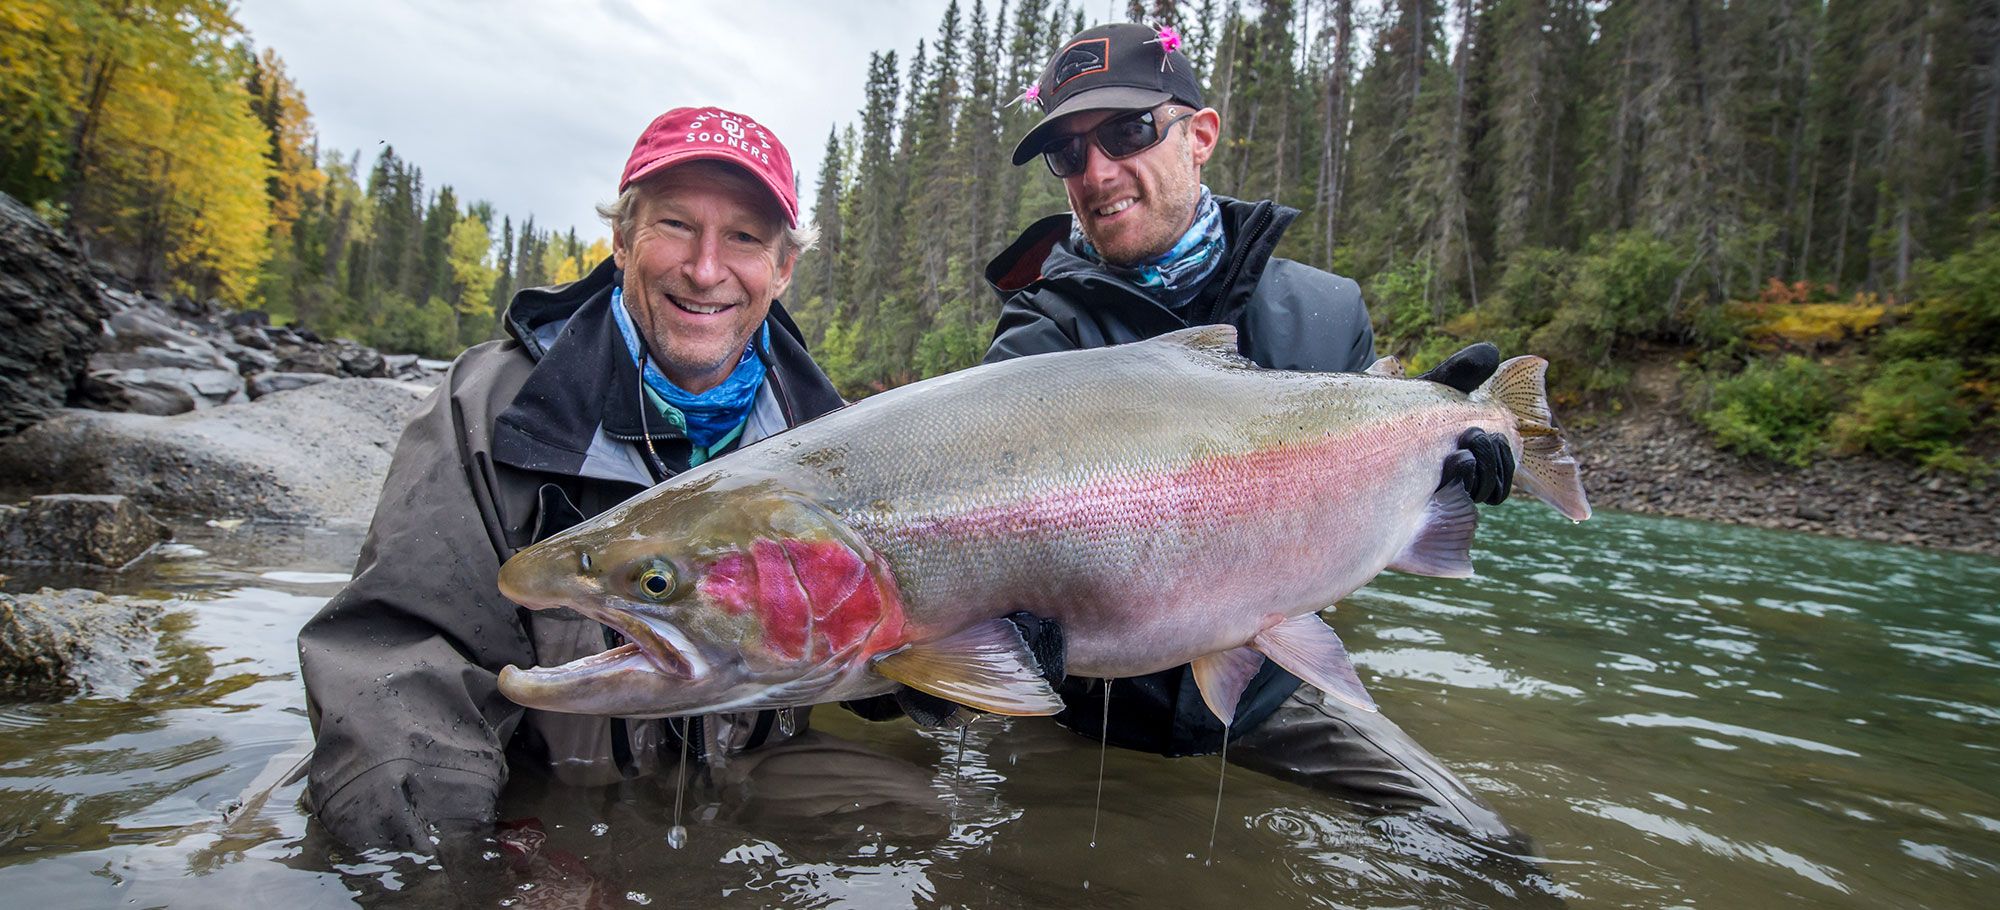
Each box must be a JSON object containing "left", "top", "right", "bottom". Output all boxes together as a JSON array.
[{"left": 1566, "top": 359, "right": 1996, "bottom": 559}]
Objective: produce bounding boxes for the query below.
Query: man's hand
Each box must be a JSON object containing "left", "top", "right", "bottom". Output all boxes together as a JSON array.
[
  {"left": 885, "top": 611, "right": 1067, "bottom": 728},
  {"left": 1441, "top": 428, "right": 1514, "bottom": 505},
  {"left": 1418, "top": 343, "right": 1514, "bottom": 506}
]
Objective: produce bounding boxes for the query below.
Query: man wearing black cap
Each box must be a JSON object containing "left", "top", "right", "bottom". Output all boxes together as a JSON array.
[{"left": 983, "top": 23, "right": 1525, "bottom": 846}]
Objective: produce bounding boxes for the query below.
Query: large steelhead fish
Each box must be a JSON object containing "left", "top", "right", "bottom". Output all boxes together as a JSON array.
[{"left": 496, "top": 325, "right": 1591, "bottom": 723}]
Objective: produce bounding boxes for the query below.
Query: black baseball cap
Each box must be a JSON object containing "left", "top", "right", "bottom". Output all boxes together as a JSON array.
[{"left": 1010, "top": 22, "right": 1204, "bottom": 166}]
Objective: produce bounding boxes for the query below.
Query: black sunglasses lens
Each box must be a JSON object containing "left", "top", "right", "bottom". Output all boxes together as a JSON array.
[
  {"left": 1044, "top": 136, "right": 1088, "bottom": 177},
  {"left": 1098, "top": 114, "right": 1160, "bottom": 158}
]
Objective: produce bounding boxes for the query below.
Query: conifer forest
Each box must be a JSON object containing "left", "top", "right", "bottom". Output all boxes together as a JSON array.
[{"left": 3, "top": 0, "right": 1996, "bottom": 471}]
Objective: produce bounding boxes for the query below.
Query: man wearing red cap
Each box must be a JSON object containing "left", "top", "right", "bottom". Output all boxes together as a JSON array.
[
  {"left": 298, "top": 107, "right": 849, "bottom": 853},
  {"left": 984, "top": 23, "right": 1526, "bottom": 848}
]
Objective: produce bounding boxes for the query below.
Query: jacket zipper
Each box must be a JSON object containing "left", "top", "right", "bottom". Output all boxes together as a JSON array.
[{"left": 1201, "top": 205, "right": 1275, "bottom": 326}]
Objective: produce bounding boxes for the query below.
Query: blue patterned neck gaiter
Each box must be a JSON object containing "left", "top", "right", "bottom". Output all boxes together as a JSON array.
[
  {"left": 610, "top": 288, "right": 766, "bottom": 455},
  {"left": 1072, "top": 185, "right": 1226, "bottom": 312}
]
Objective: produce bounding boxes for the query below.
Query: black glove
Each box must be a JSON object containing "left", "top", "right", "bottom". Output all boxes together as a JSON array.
[
  {"left": 1417, "top": 343, "right": 1513, "bottom": 505},
  {"left": 882, "top": 611, "right": 1068, "bottom": 728},
  {"left": 1441, "top": 428, "right": 1515, "bottom": 505}
]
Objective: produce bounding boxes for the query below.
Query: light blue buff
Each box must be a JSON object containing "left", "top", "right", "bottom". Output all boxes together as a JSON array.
[{"left": 610, "top": 287, "right": 767, "bottom": 461}]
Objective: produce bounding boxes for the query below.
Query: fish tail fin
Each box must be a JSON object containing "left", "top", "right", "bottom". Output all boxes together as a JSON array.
[{"left": 1474, "top": 356, "right": 1592, "bottom": 521}]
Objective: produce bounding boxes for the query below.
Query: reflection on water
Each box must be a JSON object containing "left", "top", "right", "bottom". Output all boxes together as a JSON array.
[{"left": 0, "top": 508, "right": 1996, "bottom": 907}]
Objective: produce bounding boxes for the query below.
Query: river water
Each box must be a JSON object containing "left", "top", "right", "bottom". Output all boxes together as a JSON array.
[{"left": 1, "top": 504, "right": 1996, "bottom": 908}]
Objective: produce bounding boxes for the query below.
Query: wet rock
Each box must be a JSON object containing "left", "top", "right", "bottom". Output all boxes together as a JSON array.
[
  {"left": 230, "top": 324, "right": 273, "bottom": 350},
  {"left": 247, "top": 370, "right": 334, "bottom": 398},
  {"left": 0, "top": 587, "right": 161, "bottom": 696},
  {"left": 276, "top": 344, "right": 341, "bottom": 375},
  {"left": 0, "top": 378, "right": 430, "bottom": 524},
  {"left": 228, "top": 344, "right": 279, "bottom": 374},
  {"left": 0, "top": 191, "right": 108, "bottom": 437},
  {"left": 336, "top": 342, "right": 386, "bottom": 378},
  {"left": 81, "top": 363, "right": 246, "bottom": 415},
  {"left": 0, "top": 494, "right": 170, "bottom": 568}
]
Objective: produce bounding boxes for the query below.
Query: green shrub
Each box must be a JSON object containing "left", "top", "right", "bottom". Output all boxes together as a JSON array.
[
  {"left": 1831, "top": 358, "right": 1978, "bottom": 469},
  {"left": 1695, "top": 355, "right": 1844, "bottom": 466},
  {"left": 1364, "top": 259, "right": 1441, "bottom": 355},
  {"left": 1908, "top": 233, "right": 2000, "bottom": 363},
  {"left": 1527, "top": 232, "right": 1690, "bottom": 395}
]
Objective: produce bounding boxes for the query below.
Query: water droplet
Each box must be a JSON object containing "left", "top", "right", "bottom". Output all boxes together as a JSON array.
[
  {"left": 625, "top": 892, "right": 653, "bottom": 905},
  {"left": 666, "top": 825, "right": 687, "bottom": 849},
  {"left": 591, "top": 822, "right": 609, "bottom": 836}
]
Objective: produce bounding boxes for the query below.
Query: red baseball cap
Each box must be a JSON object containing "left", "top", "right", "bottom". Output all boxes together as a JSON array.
[{"left": 619, "top": 106, "right": 799, "bottom": 228}]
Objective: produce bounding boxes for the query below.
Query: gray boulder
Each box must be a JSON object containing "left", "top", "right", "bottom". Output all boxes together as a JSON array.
[
  {"left": 0, "top": 587, "right": 162, "bottom": 696},
  {"left": 0, "top": 377, "right": 431, "bottom": 524},
  {"left": 0, "top": 494, "right": 171, "bottom": 568},
  {"left": 276, "top": 343, "right": 341, "bottom": 375},
  {"left": 337, "top": 342, "right": 387, "bottom": 378},
  {"left": 0, "top": 191, "right": 108, "bottom": 437},
  {"left": 247, "top": 370, "right": 334, "bottom": 399}
]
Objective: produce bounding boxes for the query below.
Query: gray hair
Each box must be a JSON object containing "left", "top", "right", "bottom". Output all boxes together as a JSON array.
[{"left": 596, "top": 177, "right": 819, "bottom": 262}]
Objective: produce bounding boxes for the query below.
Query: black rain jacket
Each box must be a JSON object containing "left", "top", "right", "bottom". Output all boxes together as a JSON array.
[
  {"left": 982, "top": 195, "right": 1375, "bottom": 756},
  {"left": 298, "top": 257, "right": 845, "bottom": 852}
]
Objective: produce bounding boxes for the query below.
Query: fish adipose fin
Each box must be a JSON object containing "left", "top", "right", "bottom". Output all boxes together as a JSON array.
[
  {"left": 1249, "top": 614, "right": 1376, "bottom": 713},
  {"left": 1191, "top": 647, "right": 1267, "bottom": 726},
  {"left": 1365, "top": 355, "right": 1406, "bottom": 378},
  {"left": 872, "top": 618, "right": 1065, "bottom": 716},
  {"left": 1388, "top": 483, "right": 1478, "bottom": 578},
  {"left": 1474, "top": 356, "right": 1592, "bottom": 521}
]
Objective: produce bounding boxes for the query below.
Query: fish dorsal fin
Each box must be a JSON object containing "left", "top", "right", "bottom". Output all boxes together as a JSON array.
[
  {"left": 1365, "top": 356, "right": 1406, "bottom": 378},
  {"left": 1249, "top": 613, "right": 1376, "bottom": 713},
  {"left": 872, "top": 618, "right": 1065, "bottom": 716},
  {"left": 1387, "top": 483, "right": 1479, "bottom": 578},
  {"left": 1154, "top": 324, "right": 1243, "bottom": 360},
  {"left": 1191, "top": 647, "right": 1267, "bottom": 725}
]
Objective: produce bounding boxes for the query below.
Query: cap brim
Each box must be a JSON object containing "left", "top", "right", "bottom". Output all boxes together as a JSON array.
[
  {"left": 623, "top": 149, "right": 799, "bottom": 228},
  {"left": 1009, "top": 87, "right": 1175, "bottom": 166}
]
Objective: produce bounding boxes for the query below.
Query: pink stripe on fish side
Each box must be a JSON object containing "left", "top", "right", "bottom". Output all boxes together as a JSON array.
[{"left": 897, "top": 417, "right": 1444, "bottom": 548}]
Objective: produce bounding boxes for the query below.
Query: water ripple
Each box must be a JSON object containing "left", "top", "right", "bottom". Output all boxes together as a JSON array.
[{"left": 1600, "top": 712, "right": 1862, "bottom": 757}]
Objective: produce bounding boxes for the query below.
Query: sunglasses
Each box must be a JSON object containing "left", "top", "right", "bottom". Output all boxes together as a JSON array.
[{"left": 1042, "top": 108, "right": 1195, "bottom": 178}]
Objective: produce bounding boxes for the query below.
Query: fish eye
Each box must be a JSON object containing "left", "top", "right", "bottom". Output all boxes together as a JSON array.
[{"left": 636, "top": 560, "right": 677, "bottom": 601}]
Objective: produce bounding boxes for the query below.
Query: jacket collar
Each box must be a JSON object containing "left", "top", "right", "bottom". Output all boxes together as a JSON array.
[
  {"left": 984, "top": 195, "right": 1298, "bottom": 326},
  {"left": 490, "top": 256, "right": 841, "bottom": 481}
]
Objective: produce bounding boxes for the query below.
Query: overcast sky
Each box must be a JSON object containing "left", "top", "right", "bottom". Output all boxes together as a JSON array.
[{"left": 236, "top": 0, "right": 1089, "bottom": 240}]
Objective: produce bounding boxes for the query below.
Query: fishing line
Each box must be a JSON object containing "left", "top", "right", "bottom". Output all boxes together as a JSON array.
[
  {"left": 1205, "top": 721, "right": 1230, "bottom": 866},
  {"left": 668, "top": 717, "right": 690, "bottom": 849},
  {"left": 1090, "top": 678, "right": 1112, "bottom": 848}
]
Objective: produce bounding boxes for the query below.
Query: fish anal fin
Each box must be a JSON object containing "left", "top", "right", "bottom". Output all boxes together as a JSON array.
[
  {"left": 1191, "top": 647, "right": 1266, "bottom": 726},
  {"left": 1250, "top": 614, "right": 1376, "bottom": 713},
  {"left": 1388, "top": 483, "right": 1479, "bottom": 578},
  {"left": 872, "top": 618, "right": 1064, "bottom": 716}
]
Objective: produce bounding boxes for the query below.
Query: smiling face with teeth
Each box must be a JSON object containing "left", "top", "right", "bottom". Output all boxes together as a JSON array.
[
  {"left": 1054, "top": 104, "right": 1221, "bottom": 267},
  {"left": 612, "top": 160, "right": 796, "bottom": 394}
]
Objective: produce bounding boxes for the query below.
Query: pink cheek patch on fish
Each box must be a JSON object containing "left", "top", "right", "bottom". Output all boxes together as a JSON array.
[{"left": 698, "top": 540, "right": 905, "bottom": 663}]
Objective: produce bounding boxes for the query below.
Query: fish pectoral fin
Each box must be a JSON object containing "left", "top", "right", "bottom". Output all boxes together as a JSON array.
[
  {"left": 871, "top": 618, "right": 1065, "bottom": 717},
  {"left": 1387, "top": 483, "right": 1478, "bottom": 578},
  {"left": 1191, "top": 647, "right": 1267, "bottom": 726},
  {"left": 1250, "top": 614, "right": 1377, "bottom": 713}
]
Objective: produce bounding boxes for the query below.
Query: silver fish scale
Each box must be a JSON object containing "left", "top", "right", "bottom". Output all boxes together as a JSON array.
[{"left": 728, "top": 329, "right": 1517, "bottom": 678}]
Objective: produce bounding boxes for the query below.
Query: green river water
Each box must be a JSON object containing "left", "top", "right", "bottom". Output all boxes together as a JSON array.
[{"left": 1, "top": 503, "right": 1996, "bottom": 908}]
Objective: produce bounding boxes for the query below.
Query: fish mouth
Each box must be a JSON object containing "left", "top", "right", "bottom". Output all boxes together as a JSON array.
[{"left": 521, "top": 602, "right": 709, "bottom": 681}]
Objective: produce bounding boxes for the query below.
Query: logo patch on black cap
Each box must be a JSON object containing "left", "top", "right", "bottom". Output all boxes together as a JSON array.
[{"left": 1051, "top": 38, "right": 1109, "bottom": 89}]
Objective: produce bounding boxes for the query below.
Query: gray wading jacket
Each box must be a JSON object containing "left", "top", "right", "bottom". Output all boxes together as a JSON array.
[
  {"left": 983, "top": 195, "right": 1375, "bottom": 756},
  {"left": 298, "top": 257, "right": 845, "bottom": 852}
]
